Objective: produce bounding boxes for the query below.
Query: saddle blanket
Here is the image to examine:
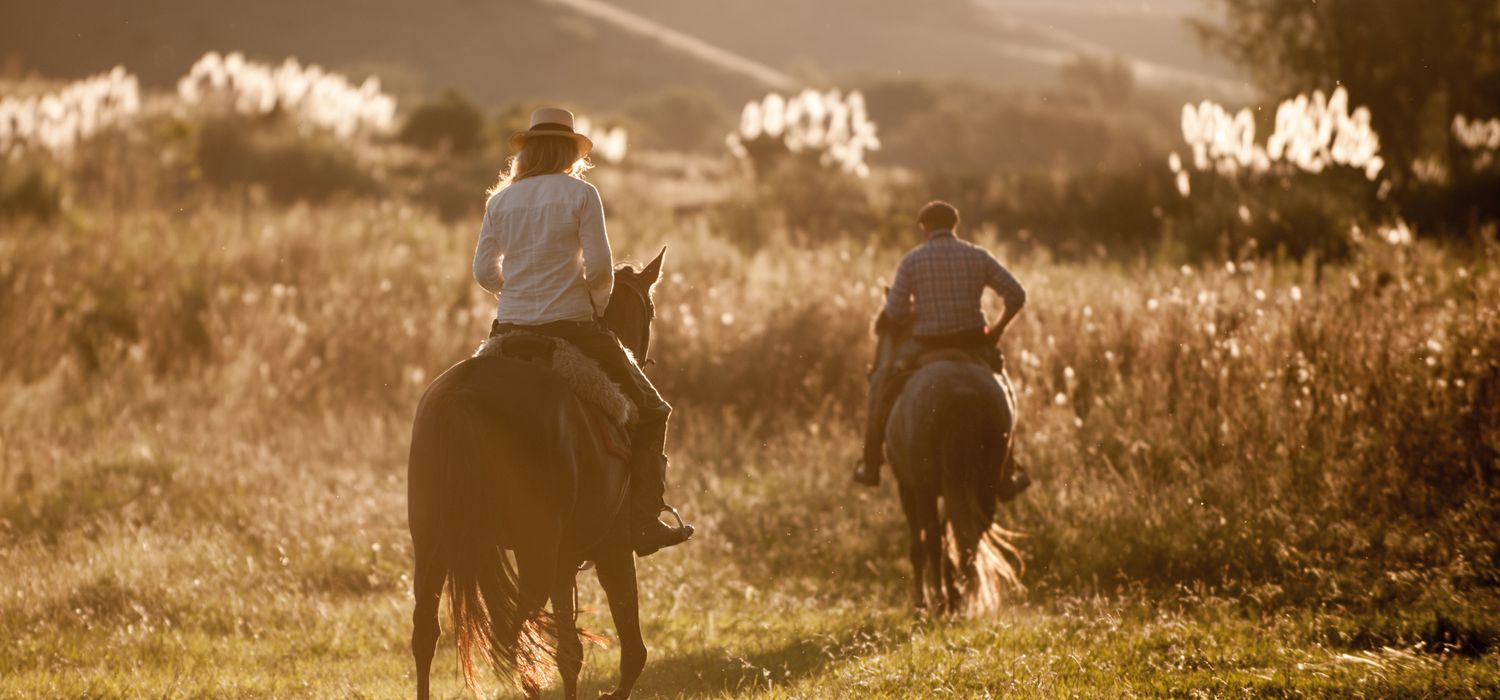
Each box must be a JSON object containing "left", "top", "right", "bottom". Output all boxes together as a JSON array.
[{"left": 474, "top": 332, "right": 637, "bottom": 430}]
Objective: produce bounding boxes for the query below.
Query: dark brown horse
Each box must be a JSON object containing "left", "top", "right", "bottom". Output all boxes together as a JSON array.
[
  {"left": 874, "top": 328, "right": 1024, "bottom": 614},
  {"left": 408, "top": 249, "right": 666, "bottom": 700}
]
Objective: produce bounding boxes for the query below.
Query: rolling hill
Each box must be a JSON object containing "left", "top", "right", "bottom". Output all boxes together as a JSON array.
[{"left": 0, "top": 0, "right": 1242, "bottom": 109}]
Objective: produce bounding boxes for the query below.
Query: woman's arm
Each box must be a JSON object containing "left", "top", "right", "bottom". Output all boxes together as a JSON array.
[
  {"left": 579, "top": 183, "right": 614, "bottom": 316},
  {"left": 473, "top": 198, "right": 505, "bottom": 295}
]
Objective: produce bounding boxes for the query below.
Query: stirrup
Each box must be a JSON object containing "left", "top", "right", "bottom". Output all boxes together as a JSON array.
[
  {"left": 634, "top": 506, "right": 694, "bottom": 557},
  {"left": 659, "top": 504, "right": 687, "bottom": 529}
]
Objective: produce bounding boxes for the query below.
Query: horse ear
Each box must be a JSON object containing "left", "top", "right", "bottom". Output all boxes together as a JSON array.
[{"left": 641, "top": 246, "right": 666, "bottom": 286}]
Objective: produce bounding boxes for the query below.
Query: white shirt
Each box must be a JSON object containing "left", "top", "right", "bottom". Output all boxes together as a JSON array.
[{"left": 473, "top": 174, "right": 614, "bottom": 324}]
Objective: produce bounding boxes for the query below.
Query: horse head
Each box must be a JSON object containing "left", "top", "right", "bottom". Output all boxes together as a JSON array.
[{"left": 604, "top": 246, "right": 665, "bottom": 361}]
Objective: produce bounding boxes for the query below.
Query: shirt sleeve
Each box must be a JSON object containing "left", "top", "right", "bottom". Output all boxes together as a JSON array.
[
  {"left": 472, "top": 198, "right": 505, "bottom": 295},
  {"left": 984, "top": 251, "right": 1027, "bottom": 310},
  {"left": 579, "top": 183, "right": 614, "bottom": 316},
  {"left": 883, "top": 254, "right": 915, "bottom": 320}
]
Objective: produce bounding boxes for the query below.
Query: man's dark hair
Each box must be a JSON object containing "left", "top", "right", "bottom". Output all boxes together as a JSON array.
[{"left": 917, "top": 201, "right": 960, "bottom": 230}]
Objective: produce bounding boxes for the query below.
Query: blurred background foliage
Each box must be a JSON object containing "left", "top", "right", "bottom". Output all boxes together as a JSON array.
[{"left": 3, "top": 0, "right": 1496, "bottom": 258}]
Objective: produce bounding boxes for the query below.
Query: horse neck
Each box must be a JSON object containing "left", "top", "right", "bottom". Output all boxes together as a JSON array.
[{"left": 603, "top": 289, "right": 650, "bottom": 358}]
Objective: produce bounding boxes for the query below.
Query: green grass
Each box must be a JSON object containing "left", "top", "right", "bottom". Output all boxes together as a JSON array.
[
  {"left": 2, "top": 406, "right": 1496, "bottom": 697},
  {"left": 5, "top": 455, "right": 1498, "bottom": 700},
  {"left": 22, "top": 599, "right": 1495, "bottom": 698}
]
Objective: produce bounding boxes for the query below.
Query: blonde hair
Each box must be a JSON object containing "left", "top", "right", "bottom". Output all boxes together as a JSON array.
[{"left": 488, "top": 135, "right": 591, "bottom": 195}]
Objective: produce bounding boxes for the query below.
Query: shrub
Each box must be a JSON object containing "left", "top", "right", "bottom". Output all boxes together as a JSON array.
[
  {"left": 398, "top": 89, "right": 486, "bottom": 154},
  {"left": 623, "top": 86, "right": 733, "bottom": 153},
  {"left": 404, "top": 153, "right": 493, "bottom": 221},
  {"left": 0, "top": 161, "right": 63, "bottom": 221},
  {"left": 196, "top": 115, "right": 376, "bottom": 204},
  {"left": 712, "top": 156, "right": 878, "bottom": 248}
]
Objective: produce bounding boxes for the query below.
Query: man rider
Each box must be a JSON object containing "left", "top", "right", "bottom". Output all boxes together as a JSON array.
[{"left": 854, "top": 200, "right": 1028, "bottom": 488}]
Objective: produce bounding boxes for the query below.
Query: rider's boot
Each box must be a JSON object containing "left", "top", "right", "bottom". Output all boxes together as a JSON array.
[
  {"left": 629, "top": 450, "right": 694, "bottom": 557},
  {"left": 634, "top": 504, "right": 694, "bottom": 557},
  {"left": 980, "top": 345, "right": 1006, "bottom": 374},
  {"left": 855, "top": 362, "right": 909, "bottom": 488},
  {"left": 854, "top": 382, "right": 887, "bottom": 487},
  {"left": 853, "top": 443, "right": 882, "bottom": 487}
]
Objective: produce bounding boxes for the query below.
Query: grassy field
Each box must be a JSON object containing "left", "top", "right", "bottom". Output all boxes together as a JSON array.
[{"left": 2, "top": 189, "right": 1498, "bottom": 698}]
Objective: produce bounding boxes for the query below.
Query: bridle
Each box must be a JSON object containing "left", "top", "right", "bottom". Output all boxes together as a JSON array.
[{"left": 614, "top": 273, "right": 654, "bottom": 322}]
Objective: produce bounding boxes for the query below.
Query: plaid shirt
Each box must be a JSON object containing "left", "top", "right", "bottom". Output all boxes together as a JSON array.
[{"left": 884, "top": 230, "right": 1026, "bottom": 337}]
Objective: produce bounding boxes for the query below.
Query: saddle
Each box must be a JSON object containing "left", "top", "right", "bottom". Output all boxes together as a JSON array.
[
  {"left": 475, "top": 331, "right": 635, "bottom": 458},
  {"left": 895, "top": 345, "right": 1003, "bottom": 376},
  {"left": 876, "top": 344, "right": 1006, "bottom": 427}
]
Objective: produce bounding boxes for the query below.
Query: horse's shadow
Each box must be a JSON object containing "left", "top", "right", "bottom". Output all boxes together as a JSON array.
[{"left": 580, "top": 618, "right": 903, "bottom": 698}]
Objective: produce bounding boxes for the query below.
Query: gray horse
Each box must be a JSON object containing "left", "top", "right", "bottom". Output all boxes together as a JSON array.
[{"left": 876, "top": 329, "right": 1024, "bottom": 613}]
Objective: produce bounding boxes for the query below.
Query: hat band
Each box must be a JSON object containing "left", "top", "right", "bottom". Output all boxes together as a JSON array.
[{"left": 528, "top": 122, "right": 576, "bottom": 135}]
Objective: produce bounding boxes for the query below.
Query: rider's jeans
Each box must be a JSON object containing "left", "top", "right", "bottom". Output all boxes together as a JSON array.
[{"left": 492, "top": 319, "right": 672, "bottom": 521}]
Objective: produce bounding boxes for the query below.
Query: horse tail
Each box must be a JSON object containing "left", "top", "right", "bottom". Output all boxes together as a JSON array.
[
  {"left": 938, "top": 386, "right": 1025, "bottom": 614},
  {"left": 429, "top": 391, "right": 557, "bottom": 694}
]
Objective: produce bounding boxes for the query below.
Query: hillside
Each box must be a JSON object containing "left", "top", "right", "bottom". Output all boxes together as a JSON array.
[
  {"left": 618, "top": 0, "right": 1241, "bottom": 93},
  {"left": 0, "top": 0, "right": 1241, "bottom": 109},
  {"left": 0, "top": 0, "right": 763, "bottom": 109}
]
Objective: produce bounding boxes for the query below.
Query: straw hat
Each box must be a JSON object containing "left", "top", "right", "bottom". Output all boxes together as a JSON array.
[{"left": 509, "top": 107, "right": 593, "bottom": 158}]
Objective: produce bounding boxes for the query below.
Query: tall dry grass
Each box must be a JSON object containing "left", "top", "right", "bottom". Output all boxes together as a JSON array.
[
  {"left": 2, "top": 171, "right": 1498, "bottom": 700},
  {"left": 2, "top": 188, "right": 1495, "bottom": 607}
]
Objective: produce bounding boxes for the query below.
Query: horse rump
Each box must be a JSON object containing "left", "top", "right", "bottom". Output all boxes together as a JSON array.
[
  {"left": 415, "top": 388, "right": 558, "bottom": 694},
  {"left": 936, "top": 385, "right": 1025, "bottom": 614}
]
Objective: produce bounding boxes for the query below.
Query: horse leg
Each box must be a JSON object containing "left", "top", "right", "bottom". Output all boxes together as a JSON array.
[
  {"left": 940, "top": 536, "right": 962, "bottom": 615},
  {"left": 923, "top": 504, "right": 946, "bottom": 615},
  {"left": 595, "top": 532, "right": 646, "bottom": 699},
  {"left": 551, "top": 566, "right": 583, "bottom": 700},
  {"left": 896, "top": 484, "right": 927, "bottom": 611},
  {"left": 411, "top": 537, "right": 444, "bottom": 700},
  {"left": 938, "top": 507, "right": 963, "bottom": 614},
  {"left": 514, "top": 543, "right": 560, "bottom": 700},
  {"left": 959, "top": 545, "right": 981, "bottom": 613}
]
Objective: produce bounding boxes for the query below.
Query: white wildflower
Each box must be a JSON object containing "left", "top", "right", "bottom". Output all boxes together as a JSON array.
[
  {"left": 730, "top": 88, "right": 880, "bottom": 177},
  {"left": 1175, "top": 86, "right": 1384, "bottom": 183},
  {"left": 177, "top": 51, "right": 396, "bottom": 138},
  {"left": 0, "top": 66, "right": 140, "bottom": 158}
]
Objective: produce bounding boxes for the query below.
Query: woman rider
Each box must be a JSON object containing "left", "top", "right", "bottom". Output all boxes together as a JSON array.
[{"left": 472, "top": 107, "right": 694, "bottom": 556}]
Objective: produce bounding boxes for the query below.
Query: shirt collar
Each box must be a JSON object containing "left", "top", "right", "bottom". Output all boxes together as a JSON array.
[{"left": 926, "top": 229, "right": 955, "bottom": 240}]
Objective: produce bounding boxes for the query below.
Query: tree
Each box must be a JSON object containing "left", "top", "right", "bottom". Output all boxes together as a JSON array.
[{"left": 1193, "top": 0, "right": 1500, "bottom": 187}]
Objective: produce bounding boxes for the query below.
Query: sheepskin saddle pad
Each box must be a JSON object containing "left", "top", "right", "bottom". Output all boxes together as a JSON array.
[{"left": 475, "top": 331, "right": 636, "bottom": 428}]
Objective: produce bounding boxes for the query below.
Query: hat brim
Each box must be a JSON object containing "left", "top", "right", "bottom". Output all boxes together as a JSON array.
[{"left": 509, "top": 130, "right": 593, "bottom": 159}]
